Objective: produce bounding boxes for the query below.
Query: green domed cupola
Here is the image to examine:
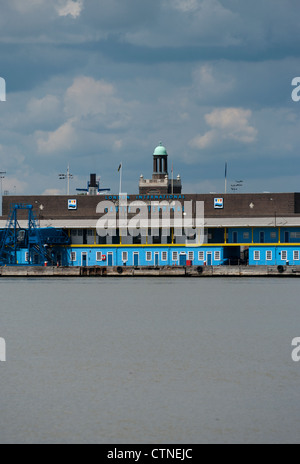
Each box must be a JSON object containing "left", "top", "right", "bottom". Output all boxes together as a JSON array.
[{"left": 153, "top": 142, "right": 168, "bottom": 179}]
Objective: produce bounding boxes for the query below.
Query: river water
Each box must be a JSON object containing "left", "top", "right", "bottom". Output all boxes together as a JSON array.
[{"left": 0, "top": 277, "right": 300, "bottom": 444}]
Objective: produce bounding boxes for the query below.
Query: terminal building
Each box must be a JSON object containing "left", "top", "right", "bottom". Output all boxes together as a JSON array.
[{"left": 1, "top": 143, "right": 300, "bottom": 268}]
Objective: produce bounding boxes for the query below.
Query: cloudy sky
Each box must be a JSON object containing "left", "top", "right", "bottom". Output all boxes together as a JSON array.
[{"left": 1, "top": 0, "right": 300, "bottom": 195}]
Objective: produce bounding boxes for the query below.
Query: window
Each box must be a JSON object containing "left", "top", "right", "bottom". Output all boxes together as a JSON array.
[
  {"left": 70, "top": 252, "right": 76, "bottom": 262},
  {"left": 146, "top": 251, "right": 152, "bottom": 261},
  {"left": 25, "top": 252, "right": 29, "bottom": 262},
  {"left": 281, "top": 250, "right": 287, "bottom": 261},
  {"left": 254, "top": 250, "right": 260, "bottom": 261},
  {"left": 270, "top": 231, "right": 277, "bottom": 239},
  {"left": 243, "top": 232, "right": 250, "bottom": 240},
  {"left": 71, "top": 229, "right": 77, "bottom": 236},
  {"left": 291, "top": 232, "right": 300, "bottom": 239},
  {"left": 266, "top": 250, "right": 272, "bottom": 261},
  {"left": 96, "top": 252, "right": 102, "bottom": 262},
  {"left": 161, "top": 251, "right": 168, "bottom": 261},
  {"left": 198, "top": 251, "right": 205, "bottom": 261},
  {"left": 188, "top": 251, "right": 194, "bottom": 261},
  {"left": 77, "top": 229, "right": 83, "bottom": 236},
  {"left": 88, "top": 229, "right": 94, "bottom": 236},
  {"left": 293, "top": 250, "right": 299, "bottom": 261},
  {"left": 172, "top": 251, "right": 178, "bottom": 261},
  {"left": 122, "top": 251, "right": 128, "bottom": 262},
  {"left": 214, "top": 251, "right": 221, "bottom": 261}
]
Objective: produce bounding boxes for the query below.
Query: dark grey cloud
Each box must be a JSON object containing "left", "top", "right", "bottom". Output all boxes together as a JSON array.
[{"left": 0, "top": 0, "right": 300, "bottom": 195}]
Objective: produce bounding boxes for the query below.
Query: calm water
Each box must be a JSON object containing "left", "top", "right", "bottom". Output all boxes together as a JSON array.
[{"left": 0, "top": 277, "right": 300, "bottom": 444}]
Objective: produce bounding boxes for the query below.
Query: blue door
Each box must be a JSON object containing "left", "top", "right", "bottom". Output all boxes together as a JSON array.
[
  {"left": 82, "top": 253, "right": 87, "bottom": 267},
  {"left": 284, "top": 231, "right": 289, "bottom": 243},
  {"left": 108, "top": 253, "right": 113, "bottom": 266},
  {"left": 134, "top": 253, "right": 139, "bottom": 267},
  {"left": 179, "top": 254, "right": 186, "bottom": 266},
  {"left": 155, "top": 253, "right": 159, "bottom": 267},
  {"left": 207, "top": 253, "right": 212, "bottom": 266}
]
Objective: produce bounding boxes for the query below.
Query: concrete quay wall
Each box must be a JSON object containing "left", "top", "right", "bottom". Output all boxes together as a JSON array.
[{"left": 0, "top": 265, "right": 299, "bottom": 277}]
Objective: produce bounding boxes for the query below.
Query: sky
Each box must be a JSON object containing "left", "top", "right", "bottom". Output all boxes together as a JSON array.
[{"left": 1, "top": 0, "right": 300, "bottom": 195}]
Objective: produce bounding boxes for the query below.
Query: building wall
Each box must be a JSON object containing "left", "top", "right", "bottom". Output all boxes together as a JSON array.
[
  {"left": 67, "top": 246, "right": 224, "bottom": 267},
  {"left": 227, "top": 227, "right": 300, "bottom": 244},
  {"left": 249, "top": 246, "right": 300, "bottom": 265}
]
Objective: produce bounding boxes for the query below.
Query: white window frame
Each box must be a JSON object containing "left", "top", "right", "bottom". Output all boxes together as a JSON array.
[
  {"left": 96, "top": 251, "right": 102, "bottom": 262},
  {"left": 122, "top": 251, "right": 128, "bottom": 263},
  {"left": 188, "top": 251, "right": 194, "bottom": 261},
  {"left": 172, "top": 251, "right": 178, "bottom": 262},
  {"left": 146, "top": 251, "right": 152, "bottom": 262},
  {"left": 254, "top": 250, "right": 260, "bottom": 261},
  {"left": 294, "top": 250, "right": 300, "bottom": 261},
  {"left": 198, "top": 251, "right": 205, "bottom": 261},
  {"left": 281, "top": 250, "right": 287, "bottom": 261},
  {"left": 161, "top": 251, "right": 168, "bottom": 261},
  {"left": 214, "top": 251, "right": 221, "bottom": 261},
  {"left": 266, "top": 250, "right": 272, "bottom": 261},
  {"left": 70, "top": 251, "right": 77, "bottom": 262}
]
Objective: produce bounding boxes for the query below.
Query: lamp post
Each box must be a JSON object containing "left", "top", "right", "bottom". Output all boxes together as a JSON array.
[
  {"left": 59, "top": 165, "right": 73, "bottom": 195},
  {"left": 0, "top": 171, "right": 6, "bottom": 217}
]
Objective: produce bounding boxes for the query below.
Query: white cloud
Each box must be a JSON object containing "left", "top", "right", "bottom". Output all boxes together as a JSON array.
[
  {"left": 34, "top": 76, "right": 137, "bottom": 155},
  {"left": 36, "top": 118, "right": 77, "bottom": 154},
  {"left": 64, "top": 77, "right": 115, "bottom": 117},
  {"left": 206, "top": 108, "right": 257, "bottom": 143},
  {"left": 27, "top": 95, "right": 61, "bottom": 119},
  {"left": 55, "top": 0, "right": 84, "bottom": 18},
  {"left": 190, "top": 108, "right": 258, "bottom": 149},
  {"left": 42, "top": 188, "right": 64, "bottom": 195},
  {"left": 192, "top": 64, "right": 236, "bottom": 101},
  {"left": 190, "top": 131, "right": 215, "bottom": 150},
  {"left": 64, "top": 76, "right": 137, "bottom": 129}
]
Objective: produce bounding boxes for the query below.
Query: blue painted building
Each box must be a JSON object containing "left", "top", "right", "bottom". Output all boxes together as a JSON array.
[
  {"left": 65, "top": 245, "right": 224, "bottom": 268},
  {"left": 1, "top": 144, "right": 300, "bottom": 268}
]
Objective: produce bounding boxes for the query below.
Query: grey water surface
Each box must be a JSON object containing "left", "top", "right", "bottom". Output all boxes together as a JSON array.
[{"left": 0, "top": 277, "right": 300, "bottom": 444}]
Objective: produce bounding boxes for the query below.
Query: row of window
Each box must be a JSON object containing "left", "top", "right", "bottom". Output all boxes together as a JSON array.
[
  {"left": 253, "top": 250, "right": 300, "bottom": 261},
  {"left": 233, "top": 231, "right": 300, "bottom": 242},
  {"left": 119, "top": 251, "right": 221, "bottom": 263},
  {"left": 70, "top": 250, "right": 221, "bottom": 262},
  {"left": 71, "top": 230, "right": 94, "bottom": 237},
  {"left": 70, "top": 229, "right": 300, "bottom": 242}
]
